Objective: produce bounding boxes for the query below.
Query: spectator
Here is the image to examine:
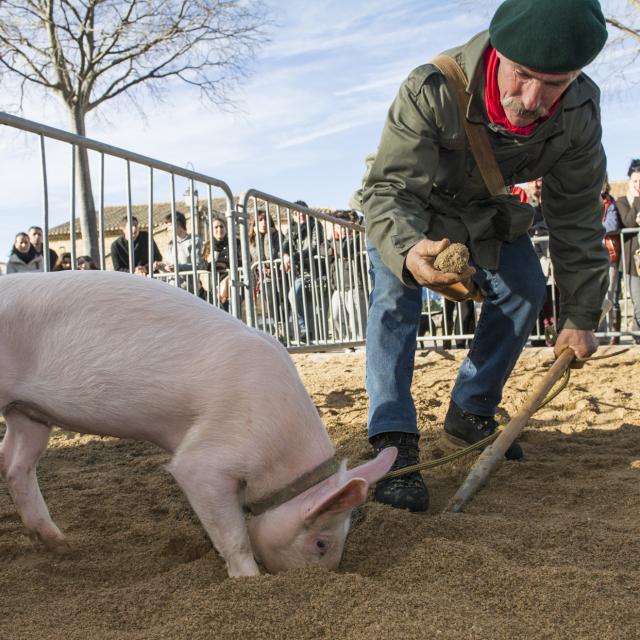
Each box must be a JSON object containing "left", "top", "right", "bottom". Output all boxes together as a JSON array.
[
  {"left": 529, "top": 177, "right": 543, "bottom": 209},
  {"left": 249, "top": 208, "right": 281, "bottom": 263},
  {"left": 77, "top": 255, "right": 98, "bottom": 270},
  {"left": 6, "top": 232, "right": 44, "bottom": 273},
  {"left": 442, "top": 299, "right": 476, "bottom": 349},
  {"left": 28, "top": 226, "right": 58, "bottom": 271},
  {"left": 600, "top": 176, "right": 622, "bottom": 343},
  {"left": 248, "top": 208, "right": 283, "bottom": 328},
  {"left": 53, "top": 252, "right": 72, "bottom": 271},
  {"left": 161, "top": 211, "right": 205, "bottom": 294},
  {"left": 282, "top": 200, "right": 326, "bottom": 341},
  {"left": 203, "top": 216, "right": 235, "bottom": 310},
  {"left": 329, "top": 211, "right": 367, "bottom": 341},
  {"left": 527, "top": 178, "right": 558, "bottom": 346},
  {"left": 110, "top": 215, "right": 162, "bottom": 275},
  {"left": 616, "top": 158, "right": 640, "bottom": 343}
]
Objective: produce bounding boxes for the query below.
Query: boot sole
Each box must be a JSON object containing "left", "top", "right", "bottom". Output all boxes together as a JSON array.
[
  {"left": 439, "top": 432, "right": 523, "bottom": 461},
  {"left": 438, "top": 432, "right": 483, "bottom": 455}
]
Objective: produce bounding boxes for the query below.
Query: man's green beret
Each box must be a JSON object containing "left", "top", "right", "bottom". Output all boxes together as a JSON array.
[{"left": 489, "top": 0, "right": 608, "bottom": 72}]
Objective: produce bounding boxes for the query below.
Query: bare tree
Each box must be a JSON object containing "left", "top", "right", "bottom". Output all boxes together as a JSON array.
[
  {"left": 606, "top": 0, "right": 640, "bottom": 44},
  {"left": 0, "top": 0, "right": 269, "bottom": 259},
  {"left": 602, "top": 0, "right": 640, "bottom": 88}
]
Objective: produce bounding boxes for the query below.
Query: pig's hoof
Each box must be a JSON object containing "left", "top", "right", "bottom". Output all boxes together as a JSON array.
[{"left": 40, "top": 533, "right": 70, "bottom": 554}]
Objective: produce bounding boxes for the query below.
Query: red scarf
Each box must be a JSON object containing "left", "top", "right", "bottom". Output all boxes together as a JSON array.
[{"left": 483, "top": 47, "right": 558, "bottom": 136}]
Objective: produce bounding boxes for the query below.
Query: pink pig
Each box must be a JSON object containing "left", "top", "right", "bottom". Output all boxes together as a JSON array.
[{"left": 0, "top": 271, "right": 395, "bottom": 577}]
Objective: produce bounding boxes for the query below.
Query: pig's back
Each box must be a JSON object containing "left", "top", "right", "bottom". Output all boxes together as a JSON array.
[{"left": 0, "top": 271, "right": 282, "bottom": 442}]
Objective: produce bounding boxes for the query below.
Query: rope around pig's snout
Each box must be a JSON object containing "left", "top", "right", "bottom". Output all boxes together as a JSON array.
[{"left": 383, "top": 347, "right": 630, "bottom": 479}]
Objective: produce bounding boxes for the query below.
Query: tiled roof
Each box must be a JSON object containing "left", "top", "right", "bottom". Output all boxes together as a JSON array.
[
  {"left": 48, "top": 198, "right": 231, "bottom": 238},
  {"left": 48, "top": 199, "right": 339, "bottom": 238}
]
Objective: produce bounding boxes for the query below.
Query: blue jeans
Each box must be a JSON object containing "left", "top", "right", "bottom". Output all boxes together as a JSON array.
[
  {"left": 366, "top": 235, "right": 546, "bottom": 438},
  {"left": 289, "top": 277, "right": 308, "bottom": 335}
]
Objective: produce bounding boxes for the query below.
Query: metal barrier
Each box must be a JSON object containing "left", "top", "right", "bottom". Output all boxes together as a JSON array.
[
  {"left": 0, "top": 111, "right": 241, "bottom": 314},
  {"left": 416, "top": 231, "right": 640, "bottom": 347},
  {"left": 2, "top": 111, "right": 638, "bottom": 349},
  {"left": 239, "top": 191, "right": 369, "bottom": 351}
]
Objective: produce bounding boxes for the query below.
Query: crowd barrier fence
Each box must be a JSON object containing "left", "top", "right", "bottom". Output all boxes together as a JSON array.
[{"left": 2, "top": 111, "right": 638, "bottom": 350}]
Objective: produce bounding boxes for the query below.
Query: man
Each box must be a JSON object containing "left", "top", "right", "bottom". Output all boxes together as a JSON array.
[
  {"left": 362, "top": 0, "right": 609, "bottom": 512},
  {"left": 161, "top": 211, "right": 205, "bottom": 294},
  {"left": 110, "top": 215, "right": 162, "bottom": 274},
  {"left": 28, "top": 226, "right": 58, "bottom": 271},
  {"left": 282, "top": 200, "right": 326, "bottom": 341}
]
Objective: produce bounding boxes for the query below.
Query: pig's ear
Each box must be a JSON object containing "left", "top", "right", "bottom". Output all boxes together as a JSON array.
[
  {"left": 345, "top": 446, "right": 397, "bottom": 485},
  {"left": 303, "top": 478, "right": 368, "bottom": 525}
]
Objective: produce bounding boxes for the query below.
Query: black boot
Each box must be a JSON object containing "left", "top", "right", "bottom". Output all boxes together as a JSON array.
[
  {"left": 443, "top": 400, "right": 523, "bottom": 460},
  {"left": 370, "top": 432, "right": 429, "bottom": 512}
]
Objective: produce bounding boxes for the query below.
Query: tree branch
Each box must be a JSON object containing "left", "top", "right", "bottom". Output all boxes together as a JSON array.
[{"left": 606, "top": 16, "right": 640, "bottom": 41}]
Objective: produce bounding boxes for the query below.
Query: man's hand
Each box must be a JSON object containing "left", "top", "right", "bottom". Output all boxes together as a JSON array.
[
  {"left": 283, "top": 253, "right": 291, "bottom": 273},
  {"left": 553, "top": 328, "right": 598, "bottom": 366},
  {"left": 404, "top": 238, "right": 475, "bottom": 292}
]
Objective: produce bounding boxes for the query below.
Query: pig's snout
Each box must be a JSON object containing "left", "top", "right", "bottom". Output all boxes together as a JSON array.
[
  {"left": 247, "top": 448, "right": 397, "bottom": 575},
  {"left": 248, "top": 511, "right": 348, "bottom": 574}
]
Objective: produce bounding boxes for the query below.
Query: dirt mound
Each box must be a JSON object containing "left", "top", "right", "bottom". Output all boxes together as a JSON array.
[{"left": 1, "top": 347, "right": 639, "bottom": 639}]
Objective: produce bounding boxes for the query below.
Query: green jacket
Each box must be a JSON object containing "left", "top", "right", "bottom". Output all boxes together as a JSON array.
[{"left": 362, "top": 31, "right": 608, "bottom": 331}]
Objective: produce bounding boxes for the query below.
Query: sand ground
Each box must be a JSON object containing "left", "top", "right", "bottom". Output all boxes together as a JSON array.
[{"left": 1, "top": 346, "right": 639, "bottom": 640}]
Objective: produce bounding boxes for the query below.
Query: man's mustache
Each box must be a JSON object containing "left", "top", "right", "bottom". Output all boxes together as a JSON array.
[{"left": 501, "top": 97, "right": 548, "bottom": 119}]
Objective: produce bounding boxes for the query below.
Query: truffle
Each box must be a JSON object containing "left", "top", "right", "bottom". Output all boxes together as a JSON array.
[{"left": 433, "top": 243, "right": 470, "bottom": 274}]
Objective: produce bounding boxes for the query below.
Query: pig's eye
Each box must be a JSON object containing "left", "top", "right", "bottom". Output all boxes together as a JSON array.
[{"left": 316, "top": 539, "right": 329, "bottom": 556}]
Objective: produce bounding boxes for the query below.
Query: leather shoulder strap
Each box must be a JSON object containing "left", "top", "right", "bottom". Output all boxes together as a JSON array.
[{"left": 431, "top": 54, "right": 507, "bottom": 197}]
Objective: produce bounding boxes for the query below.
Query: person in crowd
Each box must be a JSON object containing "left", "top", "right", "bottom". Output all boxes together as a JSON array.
[
  {"left": 359, "top": 0, "right": 609, "bottom": 512},
  {"left": 442, "top": 299, "right": 476, "bottom": 350},
  {"left": 600, "top": 176, "right": 622, "bottom": 343},
  {"left": 53, "top": 252, "right": 72, "bottom": 271},
  {"left": 203, "top": 216, "right": 235, "bottom": 310},
  {"left": 529, "top": 177, "right": 543, "bottom": 209},
  {"left": 28, "top": 226, "right": 58, "bottom": 271},
  {"left": 161, "top": 211, "right": 205, "bottom": 295},
  {"left": 329, "top": 210, "right": 368, "bottom": 341},
  {"left": 282, "top": 200, "right": 326, "bottom": 342},
  {"left": 616, "top": 158, "right": 640, "bottom": 344},
  {"left": 527, "top": 177, "right": 559, "bottom": 346},
  {"left": 248, "top": 207, "right": 283, "bottom": 329},
  {"left": 77, "top": 255, "right": 98, "bottom": 270},
  {"left": 110, "top": 215, "right": 162, "bottom": 275},
  {"left": 6, "top": 232, "right": 44, "bottom": 273}
]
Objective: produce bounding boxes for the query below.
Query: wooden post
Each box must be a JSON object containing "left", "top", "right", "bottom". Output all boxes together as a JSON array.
[{"left": 449, "top": 348, "right": 576, "bottom": 513}]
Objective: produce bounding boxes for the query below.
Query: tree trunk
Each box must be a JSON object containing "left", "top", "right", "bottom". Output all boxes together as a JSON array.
[{"left": 68, "top": 107, "right": 99, "bottom": 261}]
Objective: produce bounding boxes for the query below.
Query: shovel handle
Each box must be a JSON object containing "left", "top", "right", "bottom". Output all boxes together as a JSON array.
[{"left": 449, "top": 348, "right": 576, "bottom": 513}]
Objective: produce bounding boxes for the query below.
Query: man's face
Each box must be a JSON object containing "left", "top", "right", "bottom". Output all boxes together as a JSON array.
[
  {"left": 122, "top": 220, "right": 139, "bottom": 240},
  {"left": 28, "top": 227, "right": 43, "bottom": 247},
  {"left": 629, "top": 171, "right": 640, "bottom": 198},
  {"left": 496, "top": 53, "right": 579, "bottom": 127}
]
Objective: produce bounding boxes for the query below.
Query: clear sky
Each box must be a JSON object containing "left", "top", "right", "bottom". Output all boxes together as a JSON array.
[{"left": 1, "top": 0, "right": 638, "bottom": 259}]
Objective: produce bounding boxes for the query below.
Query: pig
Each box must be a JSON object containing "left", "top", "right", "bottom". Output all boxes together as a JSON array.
[{"left": 0, "top": 271, "right": 396, "bottom": 577}]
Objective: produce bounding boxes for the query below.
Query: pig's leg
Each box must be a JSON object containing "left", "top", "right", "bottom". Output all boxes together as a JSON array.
[
  {"left": 1, "top": 410, "right": 68, "bottom": 552},
  {"left": 169, "top": 444, "right": 260, "bottom": 578}
]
